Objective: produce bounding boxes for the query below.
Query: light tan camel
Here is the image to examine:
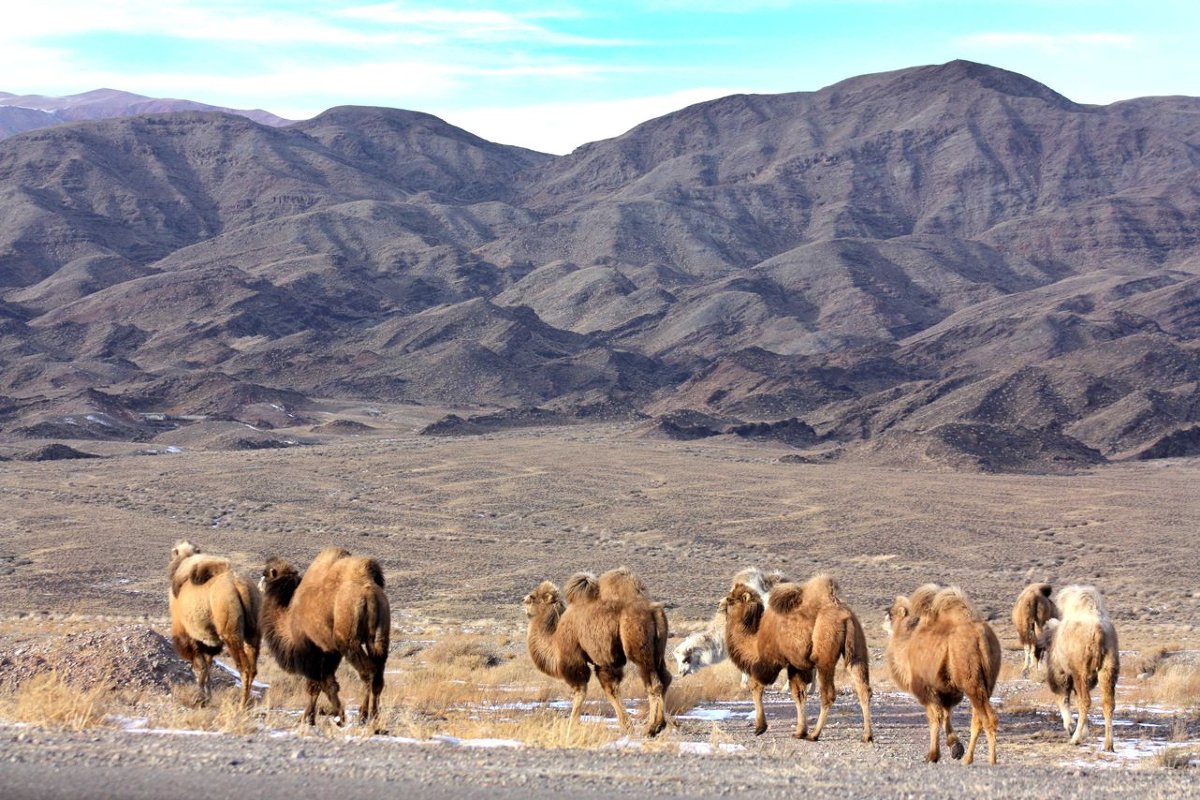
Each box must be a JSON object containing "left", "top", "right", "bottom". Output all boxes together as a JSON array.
[
  {"left": 1035, "top": 585, "right": 1119, "bottom": 751},
  {"left": 884, "top": 585, "right": 1001, "bottom": 765},
  {"left": 167, "top": 541, "right": 261, "bottom": 707},
  {"left": 260, "top": 548, "right": 390, "bottom": 724},
  {"left": 723, "top": 574, "right": 873, "bottom": 742},
  {"left": 524, "top": 567, "right": 671, "bottom": 737},
  {"left": 1012, "top": 583, "right": 1058, "bottom": 676}
]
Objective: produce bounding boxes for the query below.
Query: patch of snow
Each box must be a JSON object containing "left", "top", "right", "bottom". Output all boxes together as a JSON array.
[
  {"left": 432, "top": 734, "right": 522, "bottom": 749},
  {"left": 85, "top": 414, "right": 114, "bottom": 427},
  {"left": 165, "top": 446, "right": 184, "bottom": 454},
  {"left": 212, "top": 658, "right": 270, "bottom": 691},
  {"left": 677, "top": 741, "right": 745, "bottom": 755}
]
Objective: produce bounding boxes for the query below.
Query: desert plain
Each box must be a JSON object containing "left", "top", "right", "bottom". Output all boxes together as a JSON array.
[{"left": 1, "top": 405, "right": 1198, "bottom": 798}]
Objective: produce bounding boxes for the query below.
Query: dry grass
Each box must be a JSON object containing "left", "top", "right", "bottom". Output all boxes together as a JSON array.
[
  {"left": 2, "top": 671, "right": 112, "bottom": 730},
  {"left": 1127, "top": 663, "right": 1200, "bottom": 709},
  {"left": 1155, "top": 745, "right": 1199, "bottom": 770}
]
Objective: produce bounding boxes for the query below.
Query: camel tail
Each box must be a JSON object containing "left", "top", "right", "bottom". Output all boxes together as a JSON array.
[
  {"left": 359, "top": 592, "right": 390, "bottom": 660},
  {"left": 843, "top": 614, "right": 870, "bottom": 674},
  {"left": 977, "top": 628, "right": 1000, "bottom": 697}
]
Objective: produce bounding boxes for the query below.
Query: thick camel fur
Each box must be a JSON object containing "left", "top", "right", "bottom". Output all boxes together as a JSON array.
[
  {"left": 723, "top": 574, "right": 873, "bottom": 742},
  {"left": 1035, "top": 585, "right": 1119, "bottom": 751},
  {"left": 673, "top": 568, "right": 787, "bottom": 683},
  {"left": 167, "top": 541, "right": 261, "bottom": 707},
  {"left": 525, "top": 568, "right": 672, "bottom": 737},
  {"left": 260, "top": 548, "right": 390, "bottom": 725},
  {"left": 884, "top": 585, "right": 1001, "bottom": 765},
  {"left": 1012, "top": 583, "right": 1059, "bottom": 676}
]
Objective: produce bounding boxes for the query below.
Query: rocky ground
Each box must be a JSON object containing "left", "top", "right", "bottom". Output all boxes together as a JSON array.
[{"left": 1, "top": 411, "right": 1198, "bottom": 796}]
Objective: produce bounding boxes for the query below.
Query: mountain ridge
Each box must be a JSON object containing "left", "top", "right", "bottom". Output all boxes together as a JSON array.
[{"left": 1, "top": 60, "right": 1198, "bottom": 471}]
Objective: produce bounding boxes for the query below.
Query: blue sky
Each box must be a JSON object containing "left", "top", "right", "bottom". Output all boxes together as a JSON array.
[{"left": 3, "top": 1, "right": 1198, "bottom": 153}]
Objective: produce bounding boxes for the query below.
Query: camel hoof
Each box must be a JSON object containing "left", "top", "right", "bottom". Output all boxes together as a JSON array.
[
  {"left": 754, "top": 724, "right": 767, "bottom": 736},
  {"left": 951, "top": 741, "right": 965, "bottom": 760},
  {"left": 926, "top": 753, "right": 940, "bottom": 763},
  {"left": 863, "top": 733, "right": 874, "bottom": 744},
  {"left": 805, "top": 732, "right": 820, "bottom": 742}
]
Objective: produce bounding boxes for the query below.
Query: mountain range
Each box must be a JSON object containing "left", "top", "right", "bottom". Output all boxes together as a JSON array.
[{"left": 1, "top": 60, "right": 1198, "bottom": 471}]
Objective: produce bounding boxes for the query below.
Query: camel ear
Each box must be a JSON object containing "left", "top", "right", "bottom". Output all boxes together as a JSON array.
[{"left": 741, "top": 590, "right": 753, "bottom": 603}]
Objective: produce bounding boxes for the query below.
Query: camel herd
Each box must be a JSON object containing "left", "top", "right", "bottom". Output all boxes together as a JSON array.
[{"left": 167, "top": 542, "right": 1122, "bottom": 764}]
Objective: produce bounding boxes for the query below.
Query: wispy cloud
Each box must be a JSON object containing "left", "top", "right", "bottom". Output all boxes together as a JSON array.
[{"left": 957, "top": 32, "right": 1137, "bottom": 54}]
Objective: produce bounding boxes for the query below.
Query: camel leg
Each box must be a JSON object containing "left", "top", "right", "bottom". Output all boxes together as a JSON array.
[
  {"left": 751, "top": 678, "right": 769, "bottom": 736},
  {"left": 240, "top": 641, "right": 258, "bottom": 708},
  {"left": 983, "top": 699, "right": 998, "bottom": 765},
  {"left": 595, "top": 667, "right": 630, "bottom": 731},
  {"left": 321, "top": 675, "right": 345, "bottom": 725},
  {"left": 964, "top": 699, "right": 983, "bottom": 765},
  {"left": 566, "top": 684, "right": 587, "bottom": 740},
  {"left": 302, "top": 679, "right": 321, "bottom": 725},
  {"left": 924, "top": 704, "right": 942, "bottom": 763},
  {"left": 807, "top": 665, "right": 837, "bottom": 742},
  {"left": 346, "top": 649, "right": 382, "bottom": 723},
  {"left": 1021, "top": 645, "right": 1033, "bottom": 677},
  {"left": 1100, "top": 665, "right": 1117, "bottom": 753},
  {"left": 1070, "top": 672, "right": 1091, "bottom": 746},
  {"left": 1057, "top": 691, "right": 1073, "bottom": 735},
  {"left": 850, "top": 661, "right": 874, "bottom": 743},
  {"left": 785, "top": 668, "right": 810, "bottom": 739},
  {"left": 942, "top": 707, "right": 964, "bottom": 760},
  {"left": 191, "top": 653, "right": 213, "bottom": 706}
]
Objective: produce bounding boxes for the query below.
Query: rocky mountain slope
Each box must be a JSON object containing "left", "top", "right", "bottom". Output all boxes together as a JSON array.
[
  {"left": 0, "top": 88, "right": 290, "bottom": 138},
  {"left": 1, "top": 61, "right": 1197, "bottom": 470}
]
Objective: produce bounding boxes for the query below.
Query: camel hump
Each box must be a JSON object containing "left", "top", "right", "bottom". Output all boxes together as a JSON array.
[
  {"left": 189, "top": 557, "right": 231, "bottom": 587},
  {"left": 364, "top": 558, "right": 385, "bottom": 588},
  {"left": 927, "top": 587, "right": 980, "bottom": 622},
  {"left": 802, "top": 573, "right": 842, "bottom": 604},
  {"left": 599, "top": 567, "right": 647, "bottom": 600},
  {"left": 1057, "top": 585, "right": 1107, "bottom": 620},
  {"left": 762, "top": 570, "right": 789, "bottom": 592},
  {"left": 1036, "top": 583, "right": 1053, "bottom": 598},
  {"left": 767, "top": 582, "right": 805, "bottom": 615},
  {"left": 564, "top": 572, "right": 600, "bottom": 604},
  {"left": 908, "top": 583, "right": 943, "bottom": 618}
]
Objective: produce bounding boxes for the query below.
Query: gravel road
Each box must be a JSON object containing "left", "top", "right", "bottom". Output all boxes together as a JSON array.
[{"left": 3, "top": 724, "right": 1197, "bottom": 800}]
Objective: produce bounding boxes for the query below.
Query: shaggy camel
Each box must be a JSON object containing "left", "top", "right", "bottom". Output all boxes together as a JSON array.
[
  {"left": 723, "top": 574, "right": 873, "bottom": 742},
  {"left": 524, "top": 567, "right": 671, "bottom": 737},
  {"left": 1035, "top": 585, "right": 1119, "bottom": 751},
  {"left": 260, "top": 548, "right": 390, "bottom": 724},
  {"left": 884, "top": 585, "right": 1001, "bottom": 765},
  {"left": 167, "top": 541, "right": 261, "bottom": 707},
  {"left": 1012, "top": 583, "right": 1059, "bottom": 676},
  {"left": 673, "top": 568, "right": 787, "bottom": 683}
]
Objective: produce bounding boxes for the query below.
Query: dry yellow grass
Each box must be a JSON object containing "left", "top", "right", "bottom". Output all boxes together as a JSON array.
[
  {"left": 1127, "top": 663, "right": 1200, "bottom": 708},
  {"left": 3, "top": 671, "right": 112, "bottom": 730}
]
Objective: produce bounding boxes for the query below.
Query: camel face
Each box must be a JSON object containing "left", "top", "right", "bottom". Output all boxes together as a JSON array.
[
  {"left": 172, "top": 540, "right": 199, "bottom": 561},
  {"left": 523, "top": 584, "right": 561, "bottom": 618}
]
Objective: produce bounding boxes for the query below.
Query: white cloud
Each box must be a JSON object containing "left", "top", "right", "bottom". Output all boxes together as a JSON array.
[{"left": 436, "top": 87, "right": 743, "bottom": 154}]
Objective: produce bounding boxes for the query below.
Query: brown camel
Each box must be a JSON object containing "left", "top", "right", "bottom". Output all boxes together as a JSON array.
[
  {"left": 1035, "top": 585, "right": 1119, "bottom": 751},
  {"left": 674, "top": 567, "right": 789, "bottom": 682},
  {"left": 524, "top": 567, "right": 671, "bottom": 737},
  {"left": 167, "top": 541, "right": 261, "bottom": 707},
  {"left": 723, "top": 574, "right": 873, "bottom": 742},
  {"left": 1012, "top": 583, "right": 1058, "bottom": 676},
  {"left": 260, "top": 547, "right": 390, "bottom": 725},
  {"left": 884, "top": 585, "right": 1001, "bottom": 765}
]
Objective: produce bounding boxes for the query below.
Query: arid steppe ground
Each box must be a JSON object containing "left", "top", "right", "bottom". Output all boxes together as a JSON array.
[{"left": 1, "top": 404, "right": 1199, "bottom": 796}]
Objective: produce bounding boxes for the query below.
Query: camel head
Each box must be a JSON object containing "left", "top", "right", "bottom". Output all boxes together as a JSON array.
[
  {"left": 723, "top": 582, "right": 765, "bottom": 626},
  {"left": 260, "top": 557, "right": 301, "bottom": 602},
  {"left": 171, "top": 540, "right": 199, "bottom": 561},
  {"left": 883, "top": 596, "right": 911, "bottom": 636},
  {"left": 523, "top": 581, "right": 563, "bottom": 618}
]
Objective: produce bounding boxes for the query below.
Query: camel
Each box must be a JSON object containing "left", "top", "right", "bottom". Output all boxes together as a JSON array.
[
  {"left": 524, "top": 567, "right": 671, "bottom": 737},
  {"left": 1012, "top": 583, "right": 1059, "bottom": 676},
  {"left": 673, "top": 568, "right": 787, "bottom": 684},
  {"left": 884, "top": 585, "right": 1001, "bottom": 765},
  {"left": 167, "top": 541, "right": 261, "bottom": 707},
  {"left": 722, "top": 574, "right": 873, "bottom": 742},
  {"left": 259, "top": 547, "right": 391, "bottom": 725},
  {"left": 1035, "top": 585, "right": 1119, "bottom": 751}
]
